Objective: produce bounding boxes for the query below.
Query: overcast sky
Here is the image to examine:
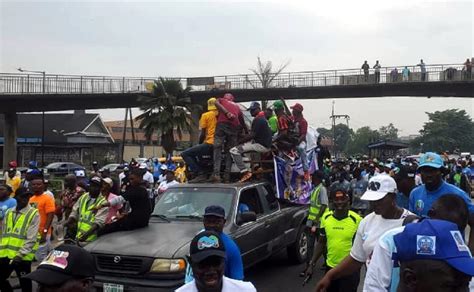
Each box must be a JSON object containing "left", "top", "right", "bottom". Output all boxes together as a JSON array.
[{"left": 1, "top": 0, "right": 473, "bottom": 136}]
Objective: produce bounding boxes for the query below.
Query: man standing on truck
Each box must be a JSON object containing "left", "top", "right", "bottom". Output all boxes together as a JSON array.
[
  {"left": 183, "top": 97, "right": 218, "bottom": 183},
  {"left": 303, "top": 190, "right": 361, "bottom": 291},
  {"left": 185, "top": 205, "right": 244, "bottom": 283},
  {"left": 290, "top": 103, "right": 310, "bottom": 181},
  {"left": 210, "top": 93, "right": 247, "bottom": 183},
  {"left": 230, "top": 102, "right": 272, "bottom": 183},
  {"left": 177, "top": 231, "right": 256, "bottom": 292},
  {"left": 63, "top": 176, "right": 108, "bottom": 242}
]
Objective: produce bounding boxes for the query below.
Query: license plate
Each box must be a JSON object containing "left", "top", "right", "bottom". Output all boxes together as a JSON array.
[{"left": 103, "top": 283, "right": 124, "bottom": 292}]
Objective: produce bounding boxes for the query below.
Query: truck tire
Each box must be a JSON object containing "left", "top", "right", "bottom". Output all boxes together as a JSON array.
[{"left": 287, "top": 224, "right": 309, "bottom": 264}]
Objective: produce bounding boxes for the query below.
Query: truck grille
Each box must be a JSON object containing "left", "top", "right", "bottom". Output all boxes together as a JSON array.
[{"left": 96, "top": 255, "right": 144, "bottom": 274}]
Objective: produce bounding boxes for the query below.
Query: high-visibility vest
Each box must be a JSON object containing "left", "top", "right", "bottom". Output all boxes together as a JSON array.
[
  {"left": 0, "top": 207, "right": 39, "bottom": 261},
  {"left": 76, "top": 194, "right": 106, "bottom": 242},
  {"left": 308, "top": 184, "right": 322, "bottom": 222}
]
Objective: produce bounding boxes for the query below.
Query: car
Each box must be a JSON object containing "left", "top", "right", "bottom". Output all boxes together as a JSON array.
[
  {"left": 45, "top": 162, "right": 85, "bottom": 176},
  {"left": 85, "top": 181, "right": 309, "bottom": 291},
  {"left": 99, "top": 163, "right": 121, "bottom": 173}
]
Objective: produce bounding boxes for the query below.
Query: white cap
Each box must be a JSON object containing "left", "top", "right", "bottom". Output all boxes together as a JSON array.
[
  {"left": 361, "top": 174, "right": 397, "bottom": 201},
  {"left": 102, "top": 177, "right": 114, "bottom": 187},
  {"left": 160, "top": 165, "right": 168, "bottom": 171},
  {"left": 74, "top": 170, "right": 86, "bottom": 177},
  {"left": 139, "top": 163, "right": 148, "bottom": 169}
]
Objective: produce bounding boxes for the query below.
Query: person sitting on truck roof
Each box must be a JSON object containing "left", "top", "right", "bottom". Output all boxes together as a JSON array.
[
  {"left": 230, "top": 101, "right": 272, "bottom": 183},
  {"left": 185, "top": 205, "right": 244, "bottom": 284},
  {"left": 177, "top": 231, "right": 256, "bottom": 292},
  {"left": 183, "top": 97, "right": 218, "bottom": 183}
]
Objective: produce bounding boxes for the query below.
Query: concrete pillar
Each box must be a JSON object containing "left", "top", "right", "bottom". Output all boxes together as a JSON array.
[{"left": 3, "top": 112, "right": 18, "bottom": 169}]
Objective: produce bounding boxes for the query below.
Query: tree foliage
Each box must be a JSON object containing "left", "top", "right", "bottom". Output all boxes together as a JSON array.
[
  {"left": 346, "top": 126, "right": 380, "bottom": 155},
  {"left": 378, "top": 123, "right": 399, "bottom": 140},
  {"left": 413, "top": 109, "right": 474, "bottom": 152},
  {"left": 317, "top": 124, "right": 353, "bottom": 154},
  {"left": 137, "top": 78, "right": 200, "bottom": 155}
]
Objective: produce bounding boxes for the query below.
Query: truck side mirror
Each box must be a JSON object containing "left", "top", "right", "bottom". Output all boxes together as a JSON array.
[{"left": 237, "top": 211, "right": 257, "bottom": 225}]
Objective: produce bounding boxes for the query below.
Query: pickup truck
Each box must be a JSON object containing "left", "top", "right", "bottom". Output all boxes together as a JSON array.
[{"left": 85, "top": 181, "right": 309, "bottom": 291}]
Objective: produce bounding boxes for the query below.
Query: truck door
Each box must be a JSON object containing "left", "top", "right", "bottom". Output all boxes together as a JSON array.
[
  {"left": 257, "top": 183, "right": 286, "bottom": 254},
  {"left": 233, "top": 186, "right": 272, "bottom": 267}
]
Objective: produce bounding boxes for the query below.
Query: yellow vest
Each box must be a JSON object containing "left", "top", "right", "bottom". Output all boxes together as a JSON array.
[
  {"left": 0, "top": 207, "right": 39, "bottom": 261},
  {"left": 308, "top": 184, "right": 322, "bottom": 222},
  {"left": 76, "top": 194, "right": 106, "bottom": 242}
]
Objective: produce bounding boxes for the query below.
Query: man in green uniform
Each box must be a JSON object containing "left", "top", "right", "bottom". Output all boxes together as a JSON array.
[
  {"left": 0, "top": 188, "right": 39, "bottom": 292},
  {"left": 64, "top": 176, "right": 108, "bottom": 242},
  {"left": 304, "top": 189, "right": 361, "bottom": 292}
]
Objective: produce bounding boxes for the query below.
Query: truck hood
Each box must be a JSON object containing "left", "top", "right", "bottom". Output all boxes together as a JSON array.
[{"left": 85, "top": 221, "right": 203, "bottom": 258}]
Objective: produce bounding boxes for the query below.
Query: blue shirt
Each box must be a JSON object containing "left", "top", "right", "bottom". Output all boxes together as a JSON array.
[
  {"left": 408, "top": 181, "right": 474, "bottom": 216},
  {"left": 185, "top": 232, "right": 244, "bottom": 283},
  {"left": 395, "top": 192, "right": 409, "bottom": 209},
  {"left": 152, "top": 162, "right": 162, "bottom": 177},
  {"left": 0, "top": 198, "right": 17, "bottom": 220}
]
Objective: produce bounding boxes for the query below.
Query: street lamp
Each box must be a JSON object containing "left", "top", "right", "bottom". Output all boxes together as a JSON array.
[{"left": 17, "top": 67, "right": 46, "bottom": 167}]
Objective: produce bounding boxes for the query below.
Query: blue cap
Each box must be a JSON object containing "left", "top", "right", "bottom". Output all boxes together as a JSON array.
[
  {"left": 248, "top": 101, "right": 260, "bottom": 111},
  {"left": 393, "top": 219, "right": 474, "bottom": 276},
  {"left": 28, "top": 161, "right": 37, "bottom": 168},
  {"left": 418, "top": 152, "right": 444, "bottom": 169},
  {"left": 204, "top": 205, "right": 225, "bottom": 218}
]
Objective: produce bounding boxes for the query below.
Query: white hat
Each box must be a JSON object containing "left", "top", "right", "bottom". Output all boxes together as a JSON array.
[
  {"left": 139, "top": 163, "right": 148, "bottom": 169},
  {"left": 160, "top": 165, "right": 168, "bottom": 171},
  {"left": 102, "top": 177, "right": 114, "bottom": 187},
  {"left": 361, "top": 174, "right": 397, "bottom": 201}
]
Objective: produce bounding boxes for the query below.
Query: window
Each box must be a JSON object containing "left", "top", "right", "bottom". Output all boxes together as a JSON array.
[
  {"left": 239, "top": 187, "right": 264, "bottom": 216},
  {"left": 260, "top": 184, "right": 279, "bottom": 212}
]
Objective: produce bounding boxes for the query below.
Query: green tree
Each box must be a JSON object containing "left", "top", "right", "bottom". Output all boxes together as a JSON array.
[
  {"left": 378, "top": 123, "right": 399, "bottom": 140},
  {"left": 415, "top": 109, "right": 474, "bottom": 152},
  {"left": 137, "top": 78, "right": 199, "bottom": 155},
  {"left": 347, "top": 126, "right": 380, "bottom": 155},
  {"left": 317, "top": 125, "right": 353, "bottom": 155}
]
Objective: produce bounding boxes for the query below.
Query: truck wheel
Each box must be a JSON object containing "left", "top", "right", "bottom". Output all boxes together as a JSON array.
[{"left": 287, "top": 225, "right": 308, "bottom": 264}]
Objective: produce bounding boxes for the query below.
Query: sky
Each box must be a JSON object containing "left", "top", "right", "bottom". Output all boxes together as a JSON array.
[{"left": 1, "top": 0, "right": 473, "bottom": 136}]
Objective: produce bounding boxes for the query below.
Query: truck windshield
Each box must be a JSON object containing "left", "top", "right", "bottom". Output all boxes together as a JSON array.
[{"left": 153, "top": 187, "right": 235, "bottom": 220}]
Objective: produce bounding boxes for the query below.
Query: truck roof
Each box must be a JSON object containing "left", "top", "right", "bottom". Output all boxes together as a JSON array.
[{"left": 171, "top": 181, "right": 269, "bottom": 191}]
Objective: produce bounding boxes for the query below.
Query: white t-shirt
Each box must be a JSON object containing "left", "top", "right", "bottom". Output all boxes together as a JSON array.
[
  {"left": 350, "top": 209, "right": 412, "bottom": 266},
  {"left": 157, "top": 180, "right": 179, "bottom": 194},
  {"left": 142, "top": 171, "right": 154, "bottom": 185},
  {"left": 175, "top": 276, "right": 256, "bottom": 292}
]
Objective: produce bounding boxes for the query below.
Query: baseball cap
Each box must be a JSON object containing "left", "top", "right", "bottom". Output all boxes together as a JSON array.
[
  {"left": 74, "top": 169, "right": 86, "bottom": 177},
  {"left": 248, "top": 101, "right": 260, "bottom": 111},
  {"left": 8, "top": 161, "right": 17, "bottom": 168},
  {"left": 92, "top": 161, "right": 98, "bottom": 165},
  {"left": 102, "top": 177, "right": 114, "bottom": 187},
  {"left": 139, "top": 163, "right": 148, "bottom": 169},
  {"left": 204, "top": 205, "right": 226, "bottom": 218},
  {"left": 90, "top": 176, "right": 102, "bottom": 185},
  {"left": 334, "top": 190, "right": 349, "bottom": 200},
  {"left": 25, "top": 244, "right": 95, "bottom": 286},
  {"left": 393, "top": 219, "right": 474, "bottom": 276},
  {"left": 160, "top": 165, "right": 168, "bottom": 171},
  {"left": 418, "top": 152, "right": 444, "bottom": 169},
  {"left": 28, "top": 161, "right": 37, "bottom": 168},
  {"left": 189, "top": 231, "right": 226, "bottom": 263},
  {"left": 207, "top": 97, "right": 217, "bottom": 111},
  {"left": 290, "top": 103, "right": 304, "bottom": 112},
  {"left": 394, "top": 165, "right": 416, "bottom": 180},
  {"left": 273, "top": 100, "right": 284, "bottom": 110},
  {"left": 361, "top": 174, "right": 397, "bottom": 201}
]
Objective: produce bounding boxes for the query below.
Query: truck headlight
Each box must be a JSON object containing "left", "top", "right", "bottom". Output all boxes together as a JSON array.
[{"left": 149, "top": 258, "right": 186, "bottom": 273}]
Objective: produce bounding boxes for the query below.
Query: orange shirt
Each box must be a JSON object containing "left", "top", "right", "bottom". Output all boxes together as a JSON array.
[{"left": 29, "top": 193, "right": 55, "bottom": 235}]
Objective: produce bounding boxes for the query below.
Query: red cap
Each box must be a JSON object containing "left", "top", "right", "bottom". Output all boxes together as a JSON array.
[
  {"left": 290, "top": 103, "right": 304, "bottom": 112},
  {"left": 8, "top": 161, "right": 17, "bottom": 168}
]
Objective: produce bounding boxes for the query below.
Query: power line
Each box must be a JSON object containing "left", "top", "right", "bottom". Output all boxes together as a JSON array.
[{"left": 330, "top": 101, "right": 350, "bottom": 157}]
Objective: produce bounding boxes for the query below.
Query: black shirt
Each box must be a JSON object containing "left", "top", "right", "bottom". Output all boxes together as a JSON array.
[
  {"left": 122, "top": 185, "right": 151, "bottom": 227},
  {"left": 252, "top": 116, "right": 273, "bottom": 148}
]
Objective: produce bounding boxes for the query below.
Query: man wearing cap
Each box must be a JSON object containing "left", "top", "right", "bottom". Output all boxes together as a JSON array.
[
  {"left": 393, "top": 164, "right": 416, "bottom": 209},
  {"left": 6, "top": 168, "right": 21, "bottom": 194},
  {"left": 64, "top": 176, "right": 108, "bottom": 242},
  {"left": 57, "top": 174, "right": 85, "bottom": 222},
  {"left": 183, "top": 97, "right": 218, "bottom": 183},
  {"left": 304, "top": 189, "right": 361, "bottom": 291},
  {"left": 91, "top": 161, "right": 100, "bottom": 177},
  {"left": 101, "top": 177, "right": 122, "bottom": 224},
  {"left": 264, "top": 108, "right": 278, "bottom": 135},
  {"left": 230, "top": 101, "right": 272, "bottom": 182},
  {"left": 3, "top": 161, "right": 21, "bottom": 186},
  {"left": 119, "top": 166, "right": 130, "bottom": 192},
  {"left": 291, "top": 102, "right": 310, "bottom": 180},
  {"left": 273, "top": 100, "right": 297, "bottom": 149},
  {"left": 365, "top": 194, "right": 470, "bottom": 292},
  {"left": 394, "top": 219, "right": 474, "bottom": 292},
  {"left": 210, "top": 93, "right": 248, "bottom": 183},
  {"left": 157, "top": 168, "right": 180, "bottom": 196},
  {"left": 0, "top": 188, "right": 39, "bottom": 292},
  {"left": 177, "top": 230, "right": 256, "bottom": 292},
  {"left": 409, "top": 152, "right": 474, "bottom": 252},
  {"left": 25, "top": 244, "right": 95, "bottom": 292},
  {"left": 0, "top": 185, "right": 16, "bottom": 234}
]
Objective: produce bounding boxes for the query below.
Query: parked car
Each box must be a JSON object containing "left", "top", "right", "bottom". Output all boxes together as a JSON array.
[
  {"left": 85, "top": 181, "right": 309, "bottom": 291},
  {"left": 99, "top": 163, "right": 121, "bottom": 173},
  {"left": 45, "top": 162, "right": 85, "bottom": 176}
]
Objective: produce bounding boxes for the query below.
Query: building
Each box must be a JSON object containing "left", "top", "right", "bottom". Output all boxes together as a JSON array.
[
  {"left": 367, "top": 140, "right": 409, "bottom": 160},
  {"left": 0, "top": 110, "right": 116, "bottom": 167}
]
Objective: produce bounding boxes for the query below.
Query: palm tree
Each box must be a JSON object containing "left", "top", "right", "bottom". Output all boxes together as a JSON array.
[
  {"left": 247, "top": 57, "right": 290, "bottom": 109},
  {"left": 137, "top": 78, "right": 200, "bottom": 155}
]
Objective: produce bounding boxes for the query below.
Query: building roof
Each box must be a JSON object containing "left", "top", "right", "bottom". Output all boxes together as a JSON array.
[
  {"left": 0, "top": 112, "right": 112, "bottom": 144},
  {"left": 367, "top": 140, "right": 409, "bottom": 150}
]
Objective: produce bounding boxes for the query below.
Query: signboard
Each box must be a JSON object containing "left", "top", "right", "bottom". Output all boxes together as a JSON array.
[{"left": 186, "top": 77, "right": 215, "bottom": 86}]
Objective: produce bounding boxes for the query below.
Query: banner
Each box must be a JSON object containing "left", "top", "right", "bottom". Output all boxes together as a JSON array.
[{"left": 274, "top": 149, "right": 319, "bottom": 204}]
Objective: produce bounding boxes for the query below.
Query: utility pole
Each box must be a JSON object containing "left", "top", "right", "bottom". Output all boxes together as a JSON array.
[{"left": 329, "top": 101, "right": 350, "bottom": 158}]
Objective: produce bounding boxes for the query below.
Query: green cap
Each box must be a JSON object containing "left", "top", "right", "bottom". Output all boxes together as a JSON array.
[{"left": 273, "top": 100, "right": 284, "bottom": 110}]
